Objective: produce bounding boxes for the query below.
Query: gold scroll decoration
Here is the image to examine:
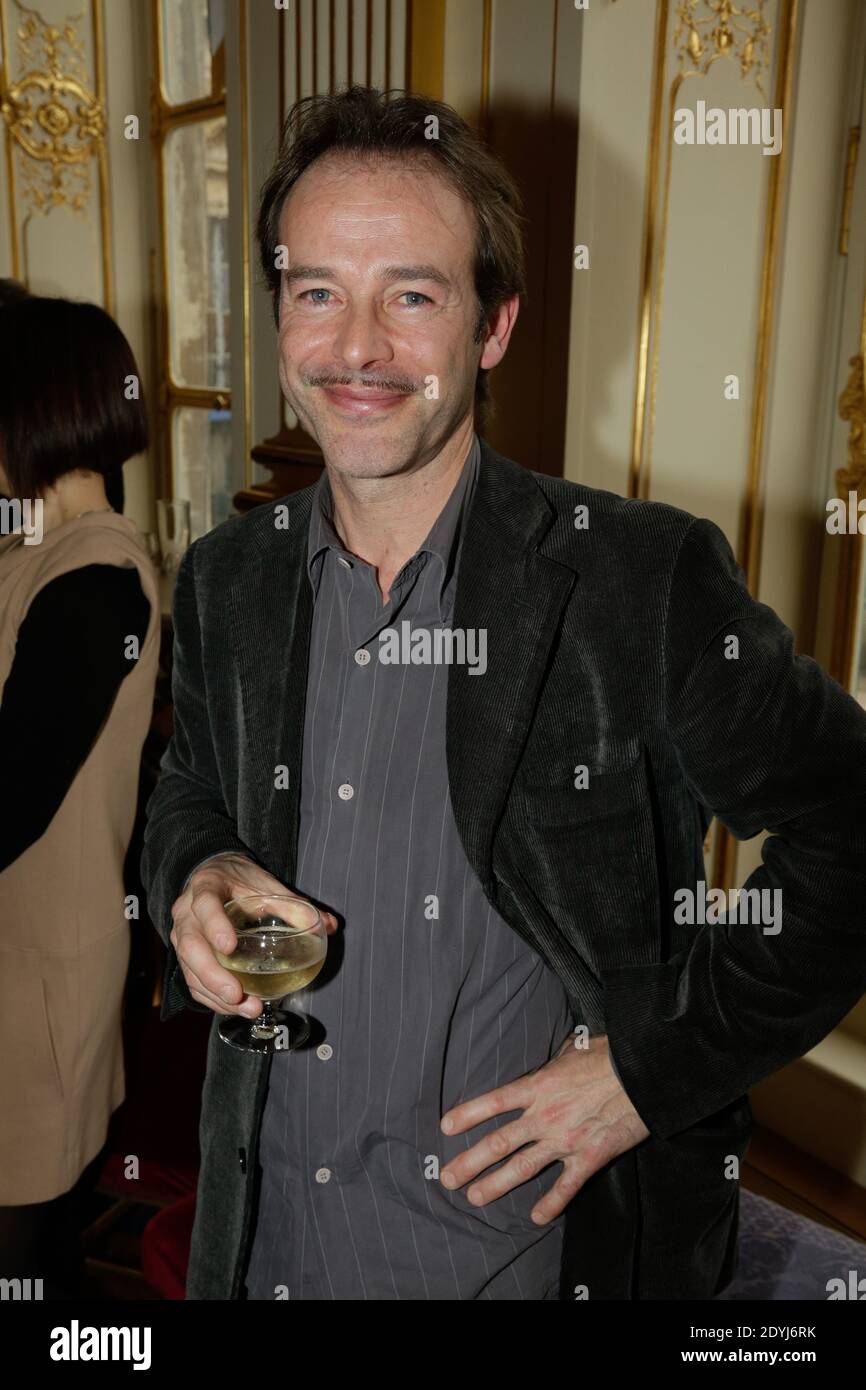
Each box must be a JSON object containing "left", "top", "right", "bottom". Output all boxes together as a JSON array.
[
  {"left": 830, "top": 352, "right": 866, "bottom": 690},
  {"left": 0, "top": 3, "right": 105, "bottom": 214},
  {"left": 837, "top": 353, "right": 866, "bottom": 500},
  {"left": 673, "top": 0, "right": 771, "bottom": 96}
]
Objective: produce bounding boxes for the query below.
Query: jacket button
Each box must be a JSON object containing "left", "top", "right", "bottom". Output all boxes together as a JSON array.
[{"left": 238, "top": 1147, "right": 247, "bottom": 1174}]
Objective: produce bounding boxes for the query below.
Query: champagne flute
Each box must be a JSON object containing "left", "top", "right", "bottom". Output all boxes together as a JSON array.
[{"left": 214, "top": 894, "right": 326, "bottom": 1054}]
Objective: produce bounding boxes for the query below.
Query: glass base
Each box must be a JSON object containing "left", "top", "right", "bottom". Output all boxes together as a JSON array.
[{"left": 218, "top": 1007, "right": 311, "bottom": 1054}]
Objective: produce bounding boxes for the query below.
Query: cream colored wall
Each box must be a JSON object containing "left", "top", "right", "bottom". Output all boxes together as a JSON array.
[{"left": 0, "top": 0, "right": 154, "bottom": 530}]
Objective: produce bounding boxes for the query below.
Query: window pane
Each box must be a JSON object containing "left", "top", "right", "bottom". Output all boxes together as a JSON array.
[
  {"left": 173, "top": 406, "right": 234, "bottom": 540},
  {"left": 161, "top": 0, "right": 223, "bottom": 106},
  {"left": 165, "top": 117, "right": 230, "bottom": 389}
]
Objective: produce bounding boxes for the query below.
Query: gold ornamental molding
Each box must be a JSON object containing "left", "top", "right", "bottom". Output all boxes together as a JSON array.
[
  {"left": 1, "top": 6, "right": 103, "bottom": 208},
  {"left": 673, "top": 0, "right": 771, "bottom": 96},
  {"left": 631, "top": 0, "right": 781, "bottom": 506},
  {"left": 830, "top": 351, "right": 866, "bottom": 691},
  {"left": 837, "top": 354, "right": 866, "bottom": 500},
  {"left": 0, "top": 0, "right": 113, "bottom": 309}
]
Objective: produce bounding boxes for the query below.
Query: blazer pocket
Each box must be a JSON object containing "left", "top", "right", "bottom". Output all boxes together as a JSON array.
[
  {"left": 508, "top": 752, "right": 662, "bottom": 971},
  {"left": 0, "top": 953, "right": 66, "bottom": 1113},
  {"left": 38, "top": 974, "right": 66, "bottom": 1104},
  {"left": 515, "top": 753, "right": 651, "bottom": 856}
]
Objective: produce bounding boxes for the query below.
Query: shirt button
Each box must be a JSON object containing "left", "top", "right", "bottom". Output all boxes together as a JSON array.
[
  {"left": 315, "top": 1167, "right": 331, "bottom": 1184},
  {"left": 337, "top": 783, "right": 354, "bottom": 800},
  {"left": 316, "top": 1043, "right": 333, "bottom": 1061},
  {"left": 354, "top": 648, "right": 370, "bottom": 666}
]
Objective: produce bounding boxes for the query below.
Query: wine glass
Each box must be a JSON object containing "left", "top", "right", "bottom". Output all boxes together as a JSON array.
[
  {"left": 214, "top": 894, "right": 326, "bottom": 1054},
  {"left": 156, "top": 498, "right": 191, "bottom": 576}
]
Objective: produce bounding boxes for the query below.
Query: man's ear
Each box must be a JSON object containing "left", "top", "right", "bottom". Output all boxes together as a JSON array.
[{"left": 479, "top": 293, "right": 520, "bottom": 372}]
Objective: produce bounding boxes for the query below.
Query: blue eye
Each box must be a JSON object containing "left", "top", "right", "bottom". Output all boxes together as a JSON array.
[{"left": 296, "top": 288, "right": 432, "bottom": 307}]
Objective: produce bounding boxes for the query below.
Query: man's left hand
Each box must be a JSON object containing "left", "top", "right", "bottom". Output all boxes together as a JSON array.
[{"left": 438, "top": 1033, "right": 650, "bottom": 1224}]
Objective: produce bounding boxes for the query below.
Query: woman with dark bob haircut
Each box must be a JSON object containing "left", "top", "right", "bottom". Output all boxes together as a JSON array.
[{"left": 0, "top": 296, "right": 160, "bottom": 1296}]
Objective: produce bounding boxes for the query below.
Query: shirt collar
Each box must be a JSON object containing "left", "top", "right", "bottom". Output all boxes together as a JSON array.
[{"left": 306, "top": 433, "right": 481, "bottom": 601}]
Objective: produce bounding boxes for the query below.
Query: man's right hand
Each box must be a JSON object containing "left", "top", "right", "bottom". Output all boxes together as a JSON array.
[{"left": 169, "top": 853, "right": 339, "bottom": 1017}]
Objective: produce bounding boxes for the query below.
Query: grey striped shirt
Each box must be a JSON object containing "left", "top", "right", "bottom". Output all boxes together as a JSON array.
[{"left": 243, "top": 433, "right": 574, "bottom": 1300}]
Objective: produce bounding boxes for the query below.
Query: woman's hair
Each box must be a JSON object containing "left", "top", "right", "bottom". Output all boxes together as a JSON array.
[
  {"left": 0, "top": 278, "right": 31, "bottom": 308},
  {"left": 256, "top": 85, "right": 527, "bottom": 423},
  {"left": 0, "top": 296, "right": 148, "bottom": 499}
]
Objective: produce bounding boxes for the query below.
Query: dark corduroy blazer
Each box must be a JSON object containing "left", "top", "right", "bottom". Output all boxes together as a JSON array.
[{"left": 141, "top": 438, "right": 866, "bottom": 1300}]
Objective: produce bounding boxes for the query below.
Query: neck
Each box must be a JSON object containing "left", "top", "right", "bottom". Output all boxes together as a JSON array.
[
  {"left": 39, "top": 471, "right": 111, "bottom": 534},
  {"left": 326, "top": 421, "right": 475, "bottom": 601}
]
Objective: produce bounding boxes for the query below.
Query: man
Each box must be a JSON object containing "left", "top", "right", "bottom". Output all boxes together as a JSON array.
[{"left": 142, "top": 86, "right": 866, "bottom": 1301}]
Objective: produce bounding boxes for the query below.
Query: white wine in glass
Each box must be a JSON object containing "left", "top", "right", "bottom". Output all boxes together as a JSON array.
[{"left": 215, "top": 894, "right": 327, "bottom": 1053}]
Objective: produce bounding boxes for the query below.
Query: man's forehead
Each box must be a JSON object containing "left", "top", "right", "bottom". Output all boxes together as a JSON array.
[
  {"left": 281, "top": 157, "right": 470, "bottom": 223},
  {"left": 277, "top": 198, "right": 472, "bottom": 277}
]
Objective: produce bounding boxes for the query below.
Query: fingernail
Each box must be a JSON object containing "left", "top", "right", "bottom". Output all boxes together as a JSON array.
[
  {"left": 441, "top": 1116, "right": 453, "bottom": 1133},
  {"left": 221, "top": 987, "right": 236, "bottom": 1003},
  {"left": 217, "top": 935, "right": 232, "bottom": 951}
]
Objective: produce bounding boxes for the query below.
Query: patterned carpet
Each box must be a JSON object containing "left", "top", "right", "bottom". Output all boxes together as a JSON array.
[{"left": 715, "top": 1189, "right": 866, "bottom": 1300}]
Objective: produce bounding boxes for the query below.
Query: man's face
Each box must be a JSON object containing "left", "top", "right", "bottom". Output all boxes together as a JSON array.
[{"left": 274, "top": 155, "right": 496, "bottom": 479}]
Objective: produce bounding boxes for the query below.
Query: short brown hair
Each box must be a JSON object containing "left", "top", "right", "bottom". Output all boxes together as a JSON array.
[
  {"left": 256, "top": 85, "right": 526, "bottom": 424},
  {"left": 0, "top": 297, "right": 148, "bottom": 498}
]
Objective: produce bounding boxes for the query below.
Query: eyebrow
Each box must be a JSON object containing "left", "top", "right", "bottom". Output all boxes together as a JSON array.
[{"left": 283, "top": 264, "right": 453, "bottom": 291}]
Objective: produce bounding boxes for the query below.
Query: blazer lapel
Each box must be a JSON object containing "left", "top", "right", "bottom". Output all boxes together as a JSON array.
[
  {"left": 228, "top": 489, "right": 315, "bottom": 886},
  {"left": 447, "top": 441, "right": 578, "bottom": 896}
]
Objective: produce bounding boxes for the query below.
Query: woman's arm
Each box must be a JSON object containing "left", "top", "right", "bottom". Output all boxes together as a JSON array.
[{"left": 0, "top": 563, "right": 151, "bottom": 871}]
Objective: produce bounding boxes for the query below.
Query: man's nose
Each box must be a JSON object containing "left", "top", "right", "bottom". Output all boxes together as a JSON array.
[{"left": 332, "top": 302, "right": 394, "bottom": 371}]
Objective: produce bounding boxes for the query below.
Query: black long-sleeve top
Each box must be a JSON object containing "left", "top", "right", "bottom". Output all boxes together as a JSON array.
[{"left": 0, "top": 564, "right": 151, "bottom": 872}]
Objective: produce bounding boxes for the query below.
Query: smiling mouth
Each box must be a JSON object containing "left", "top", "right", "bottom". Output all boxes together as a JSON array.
[{"left": 320, "top": 385, "right": 412, "bottom": 415}]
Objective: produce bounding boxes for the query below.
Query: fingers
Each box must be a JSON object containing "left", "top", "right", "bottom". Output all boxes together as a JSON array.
[
  {"left": 193, "top": 886, "right": 239, "bottom": 953},
  {"left": 462, "top": 1143, "right": 562, "bottom": 1209},
  {"left": 440, "top": 1078, "right": 532, "bottom": 1136},
  {"left": 440, "top": 1118, "right": 531, "bottom": 1192},
  {"left": 529, "top": 1163, "right": 589, "bottom": 1225},
  {"left": 168, "top": 859, "right": 339, "bottom": 1017},
  {"left": 190, "top": 860, "right": 340, "bottom": 936},
  {"left": 186, "top": 965, "right": 262, "bottom": 1018},
  {"left": 173, "top": 931, "right": 262, "bottom": 1017},
  {"left": 173, "top": 886, "right": 249, "bottom": 1012}
]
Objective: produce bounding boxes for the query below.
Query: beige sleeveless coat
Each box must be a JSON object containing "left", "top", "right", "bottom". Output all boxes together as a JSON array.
[{"left": 0, "top": 511, "right": 159, "bottom": 1203}]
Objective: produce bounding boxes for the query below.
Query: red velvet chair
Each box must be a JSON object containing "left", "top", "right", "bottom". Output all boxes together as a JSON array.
[{"left": 141, "top": 1190, "right": 198, "bottom": 1299}]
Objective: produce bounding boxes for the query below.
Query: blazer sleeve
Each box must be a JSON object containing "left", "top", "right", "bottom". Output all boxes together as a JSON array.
[
  {"left": 141, "top": 542, "right": 262, "bottom": 1020},
  {"left": 601, "top": 516, "right": 866, "bottom": 1139}
]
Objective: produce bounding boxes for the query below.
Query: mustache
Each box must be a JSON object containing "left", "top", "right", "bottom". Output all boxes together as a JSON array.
[{"left": 304, "top": 373, "right": 419, "bottom": 395}]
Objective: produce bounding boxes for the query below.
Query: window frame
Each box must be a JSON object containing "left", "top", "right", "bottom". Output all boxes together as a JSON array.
[{"left": 150, "top": 0, "right": 230, "bottom": 502}]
